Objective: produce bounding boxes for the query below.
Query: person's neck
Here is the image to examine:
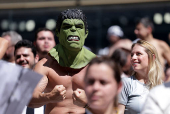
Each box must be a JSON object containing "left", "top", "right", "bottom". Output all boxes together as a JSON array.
[
  {"left": 142, "top": 34, "right": 154, "bottom": 42},
  {"left": 110, "top": 40, "right": 119, "bottom": 47},
  {"left": 91, "top": 104, "right": 114, "bottom": 114},
  {"left": 135, "top": 71, "right": 148, "bottom": 84},
  {"left": 62, "top": 46, "right": 80, "bottom": 66},
  {"left": 37, "top": 52, "right": 48, "bottom": 60},
  {"left": 9, "top": 60, "right": 15, "bottom": 63},
  {"left": 4, "top": 56, "right": 15, "bottom": 63}
]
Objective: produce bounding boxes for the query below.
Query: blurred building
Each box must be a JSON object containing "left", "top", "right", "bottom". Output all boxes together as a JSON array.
[{"left": 0, "top": 0, "right": 169, "bottom": 53}]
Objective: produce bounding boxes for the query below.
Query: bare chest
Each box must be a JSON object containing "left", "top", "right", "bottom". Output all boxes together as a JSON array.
[{"left": 46, "top": 60, "right": 87, "bottom": 91}]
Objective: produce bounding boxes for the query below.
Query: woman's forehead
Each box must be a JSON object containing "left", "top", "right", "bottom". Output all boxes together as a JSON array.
[{"left": 131, "top": 44, "right": 146, "bottom": 53}]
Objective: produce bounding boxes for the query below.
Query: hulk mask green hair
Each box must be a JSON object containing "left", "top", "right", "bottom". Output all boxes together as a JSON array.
[{"left": 56, "top": 9, "right": 88, "bottom": 34}]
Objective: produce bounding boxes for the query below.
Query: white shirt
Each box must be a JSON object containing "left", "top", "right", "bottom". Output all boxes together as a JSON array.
[
  {"left": 22, "top": 106, "right": 44, "bottom": 114},
  {"left": 141, "top": 82, "right": 170, "bottom": 114}
]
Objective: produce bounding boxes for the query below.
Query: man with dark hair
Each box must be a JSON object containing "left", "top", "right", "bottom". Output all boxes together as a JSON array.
[
  {"left": 134, "top": 17, "right": 170, "bottom": 79},
  {"left": 15, "top": 40, "right": 39, "bottom": 69},
  {"left": 14, "top": 40, "right": 46, "bottom": 114},
  {"left": 34, "top": 28, "right": 56, "bottom": 60},
  {"left": 28, "top": 9, "right": 96, "bottom": 114}
]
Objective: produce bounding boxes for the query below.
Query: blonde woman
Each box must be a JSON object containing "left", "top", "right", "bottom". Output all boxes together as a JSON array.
[{"left": 118, "top": 40, "right": 163, "bottom": 114}]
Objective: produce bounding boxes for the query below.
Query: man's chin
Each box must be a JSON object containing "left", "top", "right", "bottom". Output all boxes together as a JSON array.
[{"left": 21, "top": 65, "right": 30, "bottom": 69}]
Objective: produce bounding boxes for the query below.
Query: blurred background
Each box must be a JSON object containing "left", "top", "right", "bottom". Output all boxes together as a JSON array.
[{"left": 0, "top": 0, "right": 170, "bottom": 53}]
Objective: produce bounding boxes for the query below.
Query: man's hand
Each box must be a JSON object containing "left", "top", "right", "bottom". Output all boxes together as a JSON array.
[
  {"left": 49, "top": 85, "right": 66, "bottom": 103},
  {"left": 73, "top": 88, "right": 87, "bottom": 107}
]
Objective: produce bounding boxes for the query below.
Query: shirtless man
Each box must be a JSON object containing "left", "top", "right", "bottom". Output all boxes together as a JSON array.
[
  {"left": 134, "top": 17, "right": 170, "bottom": 70},
  {"left": 28, "top": 9, "right": 96, "bottom": 114}
]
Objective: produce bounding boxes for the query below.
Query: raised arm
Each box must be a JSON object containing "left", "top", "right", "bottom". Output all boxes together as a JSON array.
[
  {"left": 0, "top": 38, "right": 8, "bottom": 59},
  {"left": 28, "top": 58, "right": 50, "bottom": 107},
  {"left": 28, "top": 58, "right": 66, "bottom": 108}
]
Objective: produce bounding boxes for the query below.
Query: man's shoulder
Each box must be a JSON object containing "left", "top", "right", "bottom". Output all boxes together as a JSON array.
[
  {"left": 34, "top": 58, "right": 51, "bottom": 73},
  {"left": 42, "top": 54, "right": 60, "bottom": 67},
  {"left": 154, "top": 38, "right": 168, "bottom": 46},
  {"left": 151, "top": 38, "right": 169, "bottom": 50}
]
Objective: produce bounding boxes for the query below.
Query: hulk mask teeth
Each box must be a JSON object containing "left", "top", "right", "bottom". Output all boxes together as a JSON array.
[{"left": 67, "top": 36, "right": 80, "bottom": 41}]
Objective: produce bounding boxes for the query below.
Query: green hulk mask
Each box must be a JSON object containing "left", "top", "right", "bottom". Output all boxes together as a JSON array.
[
  {"left": 49, "top": 9, "right": 96, "bottom": 69},
  {"left": 57, "top": 19, "right": 87, "bottom": 51}
]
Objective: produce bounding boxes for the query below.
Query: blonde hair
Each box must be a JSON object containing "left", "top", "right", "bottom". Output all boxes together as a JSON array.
[{"left": 132, "top": 40, "right": 163, "bottom": 89}]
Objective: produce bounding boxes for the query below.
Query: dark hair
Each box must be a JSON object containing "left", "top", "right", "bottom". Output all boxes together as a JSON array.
[
  {"left": 34, "top": 28, "right": 55, "bottom": 41},
  {"left": 111, "top": 48, "right": 130, "bottom": 68},
  {"left": 111, "top": 48, "right": 132, "bottom": 75},
  {"left": 85, "top": 56, "right": 121, "bottom": 84},
  {"left": 14, "top": 40, "right": 37, "bottom": 57},
  {"left": 56, "top": 9, "right": 88, "bottom": 34},
  {"left": 111, "top": 48, "right": 131, "bottom": 67},
  {"left": 136, "top": 17, "right": 154, "bottom": 32}
]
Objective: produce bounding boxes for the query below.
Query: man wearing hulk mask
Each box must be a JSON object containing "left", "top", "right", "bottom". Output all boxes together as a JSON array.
[{"left": 28, "top": 9, "right": 96, "bottom": 114}]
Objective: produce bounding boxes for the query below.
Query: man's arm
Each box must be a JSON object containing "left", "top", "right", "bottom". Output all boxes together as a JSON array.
[
  {"left": 28, "top": 58, "right": 66, "bottom": 108},
  {"left": 28, "top": 75, "right": 49, "bottom": 108},
  {"left": 72, "top": 88, "right": 88, "bottom": 108},
  {"left": 0, "top": 38, "right": 8, "bottom": 59}
]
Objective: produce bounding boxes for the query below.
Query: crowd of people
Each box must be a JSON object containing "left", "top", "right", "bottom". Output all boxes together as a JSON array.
[{"left": 0, "top": 8, "right": 170, "bottom": 114}]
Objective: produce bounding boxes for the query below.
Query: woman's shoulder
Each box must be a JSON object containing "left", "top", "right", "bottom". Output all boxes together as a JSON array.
[
  {"left": 122, "top": 76, "right": 135, "bottom": 82},
  {"left": 121, "top": 76, "right": 139, "bottom": 86}
]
